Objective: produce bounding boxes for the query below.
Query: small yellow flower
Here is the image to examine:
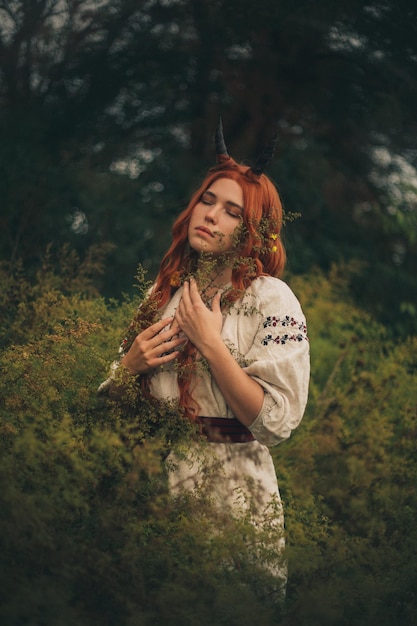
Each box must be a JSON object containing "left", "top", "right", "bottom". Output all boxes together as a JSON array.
[
  {"left": 271, "top": 245, "right": 278, "bottom": 253},
  {"left": 270, "top": 233, "right": 278, "bottom": 240},
  {"left": 170, "top": 271, "right": 182, "bottom": 287}
]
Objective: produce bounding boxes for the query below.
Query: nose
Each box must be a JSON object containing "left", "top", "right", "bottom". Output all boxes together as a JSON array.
[{"left": 205, "top": 203, "right": 220, "bottom": 224}]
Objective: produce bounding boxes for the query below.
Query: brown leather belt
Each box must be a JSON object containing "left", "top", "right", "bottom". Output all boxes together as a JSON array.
[{"left": 197, "top": 416, "right": 255, "bottom": 443}]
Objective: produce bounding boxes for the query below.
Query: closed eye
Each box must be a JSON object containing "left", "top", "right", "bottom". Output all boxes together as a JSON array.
[
  {"left": 200, "top": 191, "right": 243, "bottom": 218},
  {"left": 200, "top": 192, "right": 215, "bottom": 205},
  {"left": 226, "top": 209, "right": 242, "bottom": 218}
]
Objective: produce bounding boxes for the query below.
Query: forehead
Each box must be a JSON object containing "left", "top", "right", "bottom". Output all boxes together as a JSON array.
[{"left": 205, "top": 177, "right": 244, "bottom": 204}]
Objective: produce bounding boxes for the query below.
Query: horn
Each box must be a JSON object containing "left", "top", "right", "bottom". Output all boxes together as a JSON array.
[
  {"left": 250, "top": 132, "right": 278, "bottom": 176},
  {"left": 215, "top": 116, "right": 228, "bottom": 158}
]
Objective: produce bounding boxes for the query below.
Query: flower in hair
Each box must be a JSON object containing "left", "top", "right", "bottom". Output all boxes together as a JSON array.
[
  {"left": 270, "top": 233, "right": 278, "bottom": 252},
  {"left": 170, "top": 271, "right": 182, "bottom": 287}
]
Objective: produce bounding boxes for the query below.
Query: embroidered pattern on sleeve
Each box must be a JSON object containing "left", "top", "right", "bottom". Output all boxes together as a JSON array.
[{"left": 261, "top": 315, "right": 308, "bottom": 346}]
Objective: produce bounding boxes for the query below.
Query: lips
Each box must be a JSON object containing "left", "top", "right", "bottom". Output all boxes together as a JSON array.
[{"left": 195, "top": 226, "right": 214, "bottom": 238}]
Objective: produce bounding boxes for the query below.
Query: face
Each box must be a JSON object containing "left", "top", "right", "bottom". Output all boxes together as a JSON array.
[{"left": 187, "top": 178, "right": 244, "bottom": 257}]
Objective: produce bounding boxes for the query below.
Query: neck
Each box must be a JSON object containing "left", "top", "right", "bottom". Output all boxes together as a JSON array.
[{"left": 195, "top": 255, "right": 233, "bottom": 290}]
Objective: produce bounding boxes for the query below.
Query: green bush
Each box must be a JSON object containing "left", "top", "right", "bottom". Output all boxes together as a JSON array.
[
  {"left": 277, "top": 266, "right": 417, "bottom": 625},
  {"left": 0, "top": 251, "right": 283, "bottom": 625},
  {"left": 1, "top": 254, "right": 416, "bottom": 625}
]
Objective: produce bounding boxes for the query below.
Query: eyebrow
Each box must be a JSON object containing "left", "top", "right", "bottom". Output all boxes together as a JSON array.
[{"left": 203, "top": 190, "right": 244, "bottom": 212}]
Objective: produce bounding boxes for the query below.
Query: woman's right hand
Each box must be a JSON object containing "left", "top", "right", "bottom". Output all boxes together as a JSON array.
[{"left": 121, "top": 317, "right": 186, "bottom": 375}]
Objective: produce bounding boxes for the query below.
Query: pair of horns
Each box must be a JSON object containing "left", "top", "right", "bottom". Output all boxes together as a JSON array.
[{"left": 215, "top": 117, "right": 278, "bottom": 175}]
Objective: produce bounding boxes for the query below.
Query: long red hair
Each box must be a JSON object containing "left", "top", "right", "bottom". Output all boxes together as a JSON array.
[{"left": 130, "top": 156, "right": 286, "bottom": 419}]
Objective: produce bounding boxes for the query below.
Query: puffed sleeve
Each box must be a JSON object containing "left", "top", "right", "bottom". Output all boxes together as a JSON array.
[{"left": 242, "top": 276, "right": 310, "bottom": 447}]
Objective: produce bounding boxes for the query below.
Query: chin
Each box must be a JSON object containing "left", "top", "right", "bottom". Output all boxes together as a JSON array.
[{"left": 190, "top": 239, "right": 211, "bottom": 253}]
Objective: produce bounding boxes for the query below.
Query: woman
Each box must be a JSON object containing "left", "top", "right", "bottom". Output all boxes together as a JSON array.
[{"left": 100, "top": 121, "right": 310, "bottom": 593}]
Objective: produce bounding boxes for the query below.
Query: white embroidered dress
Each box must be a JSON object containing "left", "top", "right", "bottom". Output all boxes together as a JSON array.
[{"left": 150, "top": 276, "right": 309, "bottom": 528}]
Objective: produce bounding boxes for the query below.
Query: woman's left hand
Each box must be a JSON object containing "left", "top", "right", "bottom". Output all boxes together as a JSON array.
[{"left": 175, "top": 279, "right": 223, "bottom": 354}]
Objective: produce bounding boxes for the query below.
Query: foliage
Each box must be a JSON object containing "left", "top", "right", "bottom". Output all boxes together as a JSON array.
[
  {"left": 1, "top": 257, "right": 416, "bottom": 624},
  {"left": 276, "top": 266, "right": 417, "bottom": 625},
  {"left": 0, "top": 254, "right": 284, "bottom": 626}
]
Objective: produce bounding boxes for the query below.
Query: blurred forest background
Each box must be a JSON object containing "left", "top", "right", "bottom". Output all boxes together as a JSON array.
[{"left": 1, "top": 1, "right": 417, "bottom": 625}]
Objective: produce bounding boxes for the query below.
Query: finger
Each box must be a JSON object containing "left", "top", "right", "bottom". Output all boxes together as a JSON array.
[
  {"left": 144, "top": 351, "right": 178, "bottom": 371},
  {"left": 188, "top": 277, "right": 202, "bottom": 304},
  {"left": 170, "top": 319, "right": 182, "bottom": 335},
  {"left": 148, "top": 332, "right": 186, "bottom": 360},
  {"left": 156, "top": 349, "right": 183, "bottom": 366},
  {"left": 160, "top": 322, "right": 183, "bottom": 340},
  {"left": 181, "top": 280, "right": 191, "bottom": 305},
  {"left": 141, "top": 316, "right": 175, "bottom": 340},
  {"left": 176, "top": 282, "right": 192, "bottom": 322},
  {"left": 211, "top": 289, "right": 222, "bottom": 312},
  {"left": 158, "top": 336, "right": 187, "bottom": 356},
  {"left": 133, "top": 318, "right": 178, "bottom": 356}
]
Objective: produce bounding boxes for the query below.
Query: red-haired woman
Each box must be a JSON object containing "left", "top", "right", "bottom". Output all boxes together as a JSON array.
[{"left": 100, "top": 122, "right": 310, "bottom": 593}]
